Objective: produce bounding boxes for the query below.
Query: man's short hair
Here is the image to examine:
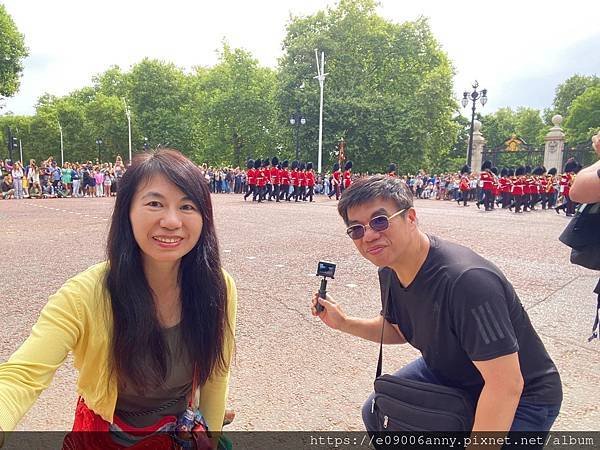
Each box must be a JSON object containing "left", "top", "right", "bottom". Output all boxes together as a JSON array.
[{"left": 337, "top": 175, "right": 413, "bottom": 225}]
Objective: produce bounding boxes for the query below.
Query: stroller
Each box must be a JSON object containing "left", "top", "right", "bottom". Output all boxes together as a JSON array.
[{"left": 55, "top": 180, "right": 68, "bottom": 198}]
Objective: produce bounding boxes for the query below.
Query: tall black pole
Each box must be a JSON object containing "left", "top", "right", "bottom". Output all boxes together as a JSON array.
[
  {"left": 7, "top": 127, "right": 13, "bottom": 162},
  {"left": 467, "top": 99, "right": 476, "bottom": 167},
  {"left": 295, "top": 120, "right": 300, "bottom": 161},
  {"left": 97, "top": 142, "right": 101, "bottom": 163}
]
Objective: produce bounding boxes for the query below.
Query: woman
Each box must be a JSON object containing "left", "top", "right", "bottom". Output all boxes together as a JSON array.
[
  {"left": 0, "top": 149, "right": 237, "bottom": 448},
  {"left": 11, "top": 161, "right": 24, "bottom": 199}
]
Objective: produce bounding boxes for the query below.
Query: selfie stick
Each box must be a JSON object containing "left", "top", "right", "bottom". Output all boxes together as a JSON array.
[{"left": 317, "top": 278, "right": 328, "bottom": 313}]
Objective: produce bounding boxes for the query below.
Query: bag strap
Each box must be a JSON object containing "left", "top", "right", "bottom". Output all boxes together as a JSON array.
[
  {"left": 588, "top": 292, "right": 600, "bottom": 343},
  {"left": 376, "top": 270, "right": 393, "bottom": 380},
  {"left": 189, "top": 364, "right": 200, "bottom": 408}
]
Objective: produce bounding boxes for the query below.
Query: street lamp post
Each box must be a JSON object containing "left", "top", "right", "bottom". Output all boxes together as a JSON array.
[
  {"left": 461, "top": 81, "right": 488, "bottom": 167},
  {"left": 124, "top": 102, "right": 132, "bottom": 164},
  {"left": 143, "top": 137, "right": 149, "bottom": 151},
  {"left": 96, "top": 138, "right": 103, "bottom": 163},
  {"left": 289, "top": 111, "right": 306, "bottom": 161},
  {"left": 58, "top": 121, "right": 64, "bottom": 165}
]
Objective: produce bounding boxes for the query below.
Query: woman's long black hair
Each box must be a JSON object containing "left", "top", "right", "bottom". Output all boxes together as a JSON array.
[{"left": 106, "top": 149, "right": 229, "bottom": 392}]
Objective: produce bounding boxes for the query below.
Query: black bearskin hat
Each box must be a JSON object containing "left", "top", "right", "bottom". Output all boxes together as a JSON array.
[
  {"left": 262, "top": 158, "right": 270, "bottom": 167},
  {"left": 574, "top": 162, "right": 583, "bottom": 174},
  {"left": 306, "top": 162, "right": 313, "bottom": 171},
  {"left": 532, "top": 166, "right": 544, "bottom": 176},
  {"left": 271, "top": 156, "right": 279, "bottom": 166},
  {"left": 246, "top": 159, "right": 255, "bottom": 169},
  {"left": 344, "top": 160, "right": 353, "bottom": 170},
  {"left": 564, "top": 158, "right": 578, "bottom": 173},
  {"left": 333, "top": 162, "right": 340, "bottom": 171},
  {"left": 525, "top": 165, "right": 532, "bottom": 174},
  {"left": 515, "top": 166, "right": 525, "bottom": 176},
  {"left": 254, "top": 159, "right": 262, "bottom": 170},
  {"left": 500, "top": 167, "right": 508, "bottom": 177},
  {"left": 481, "top": 160, "right": 492, "bottom": 171},
  {"left": 491, "top": 167, "right": 499, "bottom": 175},
  {"left": 388, "top": 163, "right": 397, "bottom": 174},
  {"left": 547, "top": 167, "right": 557, "bottom": 176},
  {"left": 299, "top": 161, "right": 306, "bottom": 171},
  {"left": 460, "top": 164, "right": 471, "bottom": 175},
  {"left": 507, "top": 168, "right": 515, "bottom": 177},
  {"left": 282, "top": 159, "right": 289, "bottom": 168},
  {"left": 291, "top": 160, "right": 299, "bottom": 170}
]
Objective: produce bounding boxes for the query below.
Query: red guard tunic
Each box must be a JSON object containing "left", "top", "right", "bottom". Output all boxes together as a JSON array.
[
  {"left": 299, "top": 170, "right": 306, "bottom": 188},
  {"left": 290, "top": 169, "right": 299, "bottom": 187},
  {"left": 559, "top": 173, "right": 572, "bottom": 197},
  {"left": 306, "top": 170, "right": 315, "bottom": 187},
  {"left": 511, "top": 176, "right": 525, "bottom": 196},
  {"left": 270, "top": 166, "right": 280, "bottom": 186},
  {"left": 343, "top": 169, "right": 352, "bottom": 189},
  {"left": 332, "top": 170, "right": 341, "bottom": 188},
  {"left": 479, "top": 171, "right": 494, "bottom": 191},
  {"left": 280, "top": 167, "right": 290, "bottom": 186},
  {"left": 257, "top": 167, "right": 267, "bottom": 188},
  {"left": 247, "top": 168, "right": 257, "bottom": 187}
]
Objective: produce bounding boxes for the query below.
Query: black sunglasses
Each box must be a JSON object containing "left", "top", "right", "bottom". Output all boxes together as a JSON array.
[{"left": 346, "top": 209, "right": 407, "bottom": 240}]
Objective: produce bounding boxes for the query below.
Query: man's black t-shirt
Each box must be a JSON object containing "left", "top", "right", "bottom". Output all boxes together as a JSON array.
[{"left": 379, "top": 234, "right": 562, "bottom": 405}]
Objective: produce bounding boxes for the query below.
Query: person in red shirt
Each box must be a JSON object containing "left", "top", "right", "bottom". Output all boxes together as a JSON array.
[
  {"left": 257, "top": 159, "right": 269, "bottom": 202},
  {"left": 243, "top": 159, "right": 256, "bottom": 201},
  {"left": 305, "top": 161, "right": 316, "bottom": 202},
  {"left": 328, "top": 162, "right": 342, "bottom": 200},
  {"left": 342, "top": 161, "right": 353, "bottom": 191},
  {"left": 279, "top": 160, "right": 290, "bottom": 201},
  {"left": 498, "top": 168, "right": 511, "bottom": 209},
  {"left": 458, "top": 164, "right": 471, "bottom": 207}
]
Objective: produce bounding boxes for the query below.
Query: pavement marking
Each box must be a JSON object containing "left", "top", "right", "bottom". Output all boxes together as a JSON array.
[
  {"left": 93, "top": 216, "right": 98, "bottom": 219},
  {"left": 274, "top": 264, "right": 284, "bottom": 268},
  {"left": 345, "top": 283, "right": 358, "bottom": 288},
  {"left": 223, "top": 249, "right": 231, "bottom": 253},
  {"left": 246, "top": 256, "right": 256, "bottom": 260}
]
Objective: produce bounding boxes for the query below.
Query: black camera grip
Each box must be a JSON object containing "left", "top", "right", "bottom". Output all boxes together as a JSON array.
[{"left": 317, "top": 278, "right": 327, "bottom": 313}]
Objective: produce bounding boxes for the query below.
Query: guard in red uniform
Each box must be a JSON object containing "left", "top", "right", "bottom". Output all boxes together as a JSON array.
[
  {"left": 555, "top": 159, "right": 578, "bottom": 216},
  {"left": 254, "top": 158, "right": 266, "bottom": 202},
  {"left": 305, "top": 161, "right": 316, "bottom": 202},
  {"left": 298, "top": 162, "right": 307, "bottom": 201},
  {"left": 499, "top": 168, "right": 511, "bottom": 208},
  {"left": 388, "top": 163, "right": 397, "bottom": 177},
  {"left": 243, "top": 159, "right": 256, "bottom": 201},
  {"left": 530, "top": 166, "right": 544, "bottom": 210},
  {"left": 269, "top": 156, "right": 280, "bottom": 202},
  {"left": 342, "top": 160, "right": 353, "bottom": 191},
  {"left": 543, "top": 167, "right": 557, "bottom": 209},
  {"left": 279, "top": 160, "right": 290, "bottom": 201},
  {"left": 328, "top": 162, "right": 341, "bottom": 200},
  {"left": 458, "top": 164, "right": 471, "bottom": 207},
  {"left": 490, "top": 167, "right": 500, "bottom": 209},
  {"left": 478, "top": 160, "right": 495, "bottom": 211},
  {"left": 510, "top": 166, "right": 526, "bottom": 213},
  {"left": 290, "top": 160, "right": 300, "bottom": 202}
]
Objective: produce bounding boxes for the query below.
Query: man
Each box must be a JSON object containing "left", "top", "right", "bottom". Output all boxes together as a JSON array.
[
  {"left": 478, "top": 160, "right": 495, "bottom": 211},
  {"left": 311, "top": 175, "right": 562, "bottom": 434}
]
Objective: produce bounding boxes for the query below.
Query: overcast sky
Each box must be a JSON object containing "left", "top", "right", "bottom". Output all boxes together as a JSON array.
[{"left": 2, "top": 0, "right": 599, "bottom": 117}]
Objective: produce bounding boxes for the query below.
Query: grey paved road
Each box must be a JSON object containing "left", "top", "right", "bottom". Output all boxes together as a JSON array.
[{"left": 0, "top": 195, "right": 598, "bottom": 431}]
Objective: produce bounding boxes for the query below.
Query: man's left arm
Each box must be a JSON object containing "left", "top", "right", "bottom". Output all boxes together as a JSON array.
[{"left": 471, "top": 353, "right": 523, "bottom": 431}]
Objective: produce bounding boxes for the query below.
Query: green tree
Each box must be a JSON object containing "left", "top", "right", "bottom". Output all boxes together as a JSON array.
[
  {"left": 514, "top": 108, "right": 545, "bottom": 147},
  {"left": 544, "top": 74, "right": 600, "bottom": 123},
  {"left": 190, "top": 44, "right": 280, "bottom": 166},
  {"left": 278, "top": 0, "right": 457, "bottom": 173},
  {"left": 0, "top": 4, "right": 28, "bottom": 99},
  {"left": 480, "top": 108, "right": 517, "bottom": 149},
  {"left": 563, "top": 86, "right": 600, "bottom": 143}
]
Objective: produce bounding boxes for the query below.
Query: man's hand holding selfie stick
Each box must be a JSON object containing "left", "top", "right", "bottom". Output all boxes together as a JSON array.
[{"left": 311, "top": 261, "right": 405, "bottom": 344}]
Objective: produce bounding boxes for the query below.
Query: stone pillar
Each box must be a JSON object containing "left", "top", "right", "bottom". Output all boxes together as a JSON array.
[
  {"left": 544, "top": 115, "right": 565, "bottom": 172},
  {"left": 471, "top": 120, "right": 486, "bottom": 173}
]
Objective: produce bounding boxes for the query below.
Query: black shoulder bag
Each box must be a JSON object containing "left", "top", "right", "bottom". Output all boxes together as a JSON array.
[
  {"left": 558, "top": 203, "right": 600, "bottom": 341},
  {"left": 558, "top": 203, "right": 600, "bottom": 270},
  {"left": 371, "top": 272, "right": 475, "bottom": 432}
]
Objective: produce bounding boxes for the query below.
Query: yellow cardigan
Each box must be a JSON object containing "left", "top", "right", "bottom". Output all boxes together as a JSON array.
[{"left": 0, "top": 262, "right": 237, "bottom": 433}]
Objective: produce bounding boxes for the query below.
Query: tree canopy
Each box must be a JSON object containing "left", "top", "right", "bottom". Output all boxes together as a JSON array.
[{"left": 0, "top": 4, "right": 28, "bottom": 99}]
